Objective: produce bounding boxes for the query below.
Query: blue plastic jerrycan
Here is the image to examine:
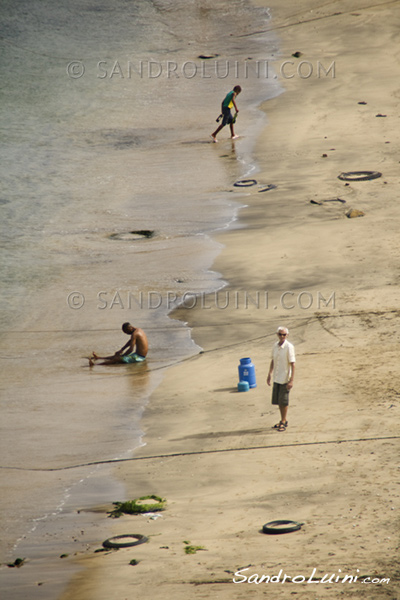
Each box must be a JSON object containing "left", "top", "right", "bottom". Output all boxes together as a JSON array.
[{"left": 238, "top": 357, "right": 257, "bottom": 388}]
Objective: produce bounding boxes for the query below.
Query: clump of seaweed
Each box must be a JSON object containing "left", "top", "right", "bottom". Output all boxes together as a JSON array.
[
  {"left": 183, "top": 541, "right": 206, "bottom": 555},
  {"left": 109, "top": 495, "right": 166, "bottom": 518}
]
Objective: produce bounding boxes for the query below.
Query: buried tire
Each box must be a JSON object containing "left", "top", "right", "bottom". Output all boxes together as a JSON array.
[
  {"left": 109, "top": 230, "right": 155, "bottom": 241},
  {"left": 258, "top": 184, "right": 277, "bottom": 193},
  {"left": 262, "top": 520, "right": 304, "bottom": 535},
  {"left": 233, "top": 179, "right": 257, "bottom": 187},
  {"left": 338, "top": 171, "right": 382, "bottom": 181},
  {"left": 102, "top": 534, "right": 149, "bottom": 549}
]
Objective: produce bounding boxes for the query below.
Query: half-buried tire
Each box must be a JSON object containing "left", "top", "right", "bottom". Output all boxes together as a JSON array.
[
  {"left": 102, "top": 534, "right": 149, "bottom": 549},
  {"left": 338, "top": 171, "right": 381, "bottom": 181},
  {"left": 262, "top": 520, "right": 304, "bottom": 534},
  {"left": 233, "top": 179, "right": 257, "bottom": 187}
]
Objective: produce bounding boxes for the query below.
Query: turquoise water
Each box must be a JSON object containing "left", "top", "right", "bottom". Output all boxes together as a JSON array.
[{"left": 0, "top": 1, "right": 281, "bottom": 596}]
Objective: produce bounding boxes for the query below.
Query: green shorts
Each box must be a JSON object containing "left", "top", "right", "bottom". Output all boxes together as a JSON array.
[{"left": 121, "top": 353, "right": 146, "bottom": 364}]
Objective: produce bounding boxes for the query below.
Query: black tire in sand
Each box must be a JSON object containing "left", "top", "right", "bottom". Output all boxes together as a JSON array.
[
  {"left": 338, "top": 171, "right": 382, "bottom": 181},
  {"left": 102, "top": 534, "right": 149, "bottom": 549}
]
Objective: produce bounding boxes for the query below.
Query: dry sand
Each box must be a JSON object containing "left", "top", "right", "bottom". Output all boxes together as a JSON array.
[{"left": 60, "top": 1, "right": 400, "bottom": 598}]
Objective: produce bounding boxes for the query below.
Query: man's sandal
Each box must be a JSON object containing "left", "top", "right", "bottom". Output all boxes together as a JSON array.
[
  {"left": 273, "top": 420, "right": 288, "bottom": 429},
  {"left": 277, "top": 422, "right": 286, "bottom": 432}
]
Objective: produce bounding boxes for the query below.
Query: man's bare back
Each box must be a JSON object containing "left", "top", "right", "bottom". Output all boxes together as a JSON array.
[{"left": 130, "top": 327, "right": 148, "bottom": 357}]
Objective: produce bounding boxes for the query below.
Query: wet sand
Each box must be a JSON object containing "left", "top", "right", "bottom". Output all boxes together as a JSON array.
[
  {"left": 15, "top": 0, "right": 400, "bottom": 598},
  {"left": 0, "top": 1, "right": 277, "bottom": 597}
]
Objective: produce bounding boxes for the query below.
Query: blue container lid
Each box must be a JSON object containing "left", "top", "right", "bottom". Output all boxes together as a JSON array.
[
  {"left": 238, "top": 380, "right": 250, "bottom": 392},
  {"left": 240, "top": 357, "right": 252, "bottom": 365}
]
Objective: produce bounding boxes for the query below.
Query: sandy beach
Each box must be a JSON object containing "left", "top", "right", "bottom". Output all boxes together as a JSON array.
[{"left": 10, "top": 0, "right": 400, "bottom": 598}]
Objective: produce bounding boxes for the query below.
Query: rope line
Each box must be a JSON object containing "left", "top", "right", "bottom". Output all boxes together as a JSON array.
[
  {"left": 238, "top": 0, "right": 400, "bottom": 37},
  {"left": 1, "top": 435, "right": 398, "bottom": 473}
]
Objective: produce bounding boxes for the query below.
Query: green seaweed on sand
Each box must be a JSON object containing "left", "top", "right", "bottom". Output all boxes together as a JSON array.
[
  {"left": 183, "top": 541, "right": 206, "bottom": 555},
  {"left": 109, "top": 495, "right": 166, "bottom": 518}
]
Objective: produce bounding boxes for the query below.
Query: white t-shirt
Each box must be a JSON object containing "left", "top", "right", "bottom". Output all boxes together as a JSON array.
[{"left": 271, "top": 339, "right": 295, "bottom": 384}]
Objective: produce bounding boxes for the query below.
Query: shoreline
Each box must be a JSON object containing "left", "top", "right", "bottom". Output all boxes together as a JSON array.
[{"left": 15, "top": 1, "right": 400, "bottom": 598}]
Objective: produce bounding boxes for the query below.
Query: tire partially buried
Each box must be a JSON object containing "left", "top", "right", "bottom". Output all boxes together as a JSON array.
[
  {"left": 262, "top": 520, "right": 304, "bottom": 534},
  {"left": 258, "top": 184, "right": 277, "bottom": 192},
  {"left": 234, "top": 179, "right": 257, "bottom": 187},
  {"left": 338, "top": 171, "right": 382, "bottom": 181},
  {"left": 109, "top": 230, "right": 155, "bottom": 241},
  {"left": 102, "top": 534, "right": 149, "bottom": 549}
]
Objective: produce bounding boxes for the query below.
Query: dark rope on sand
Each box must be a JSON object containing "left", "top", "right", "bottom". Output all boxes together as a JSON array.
[
  {"left": 238, "top": 0, "right": 400, "bottom": 38},
  {"left": 1, "top": 435, "right": 398, "bottom": 473}
]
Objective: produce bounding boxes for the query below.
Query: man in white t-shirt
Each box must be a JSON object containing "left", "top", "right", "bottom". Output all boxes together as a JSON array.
[{"left": 267, "top": 326, "right": 295, "bottom": 432}]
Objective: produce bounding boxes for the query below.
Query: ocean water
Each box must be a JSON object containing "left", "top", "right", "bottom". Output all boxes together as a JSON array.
[{"left": 0, "top": 1, "right": 281, "bottom": 597}]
